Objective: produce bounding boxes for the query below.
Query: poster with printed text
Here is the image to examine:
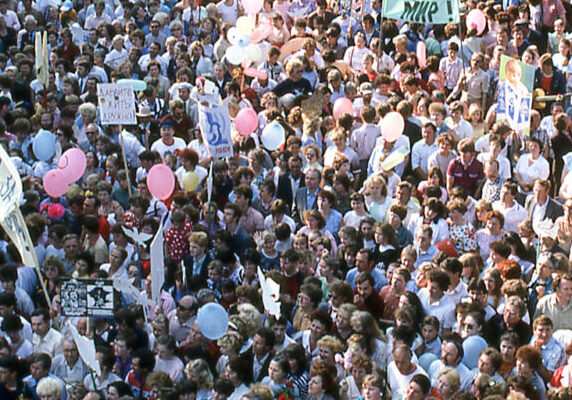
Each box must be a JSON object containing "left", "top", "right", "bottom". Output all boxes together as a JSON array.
[{"left": 497, "top": 55, "right": 535, "bottom": 137}]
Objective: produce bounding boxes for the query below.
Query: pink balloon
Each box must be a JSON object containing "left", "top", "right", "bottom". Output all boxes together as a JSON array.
[
  {"left": 241, "top": 0, "right": 263, "bottom": 15},
  {"left": 466, "top": 9, "right": 486, "bottom": 35},
  {"left": 235, "top": 108, "right": 259, "bottom": 136},
  {"left": 147, "top": 164, "right": 175, "bottom": 200},
  {"left": 250, "top": 23, "right": 273, "bottom": 44},
  {"left": 381, "top": 112, "right": 405, "bottom": 142},
  {"left": 417, "top": 42, "right": 427, "bottom": 68},
  {"left": 58, "top": 148, "right": 86, "bottom": 184},
  {"left": 43, "top": 169, "right": 68, "bottom": 198},
  {"left": 244, "top": 67, "right": 268, "bottom": 80},
  {"left": 333, "top": 98, "right": 354, "bottom": 120}
]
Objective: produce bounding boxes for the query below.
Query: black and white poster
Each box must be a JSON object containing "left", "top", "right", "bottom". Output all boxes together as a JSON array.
[{"left": 61, "top": 278, "right": 114, "bottom": 317}]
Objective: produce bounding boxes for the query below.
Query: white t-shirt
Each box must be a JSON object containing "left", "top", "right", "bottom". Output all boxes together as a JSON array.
[
  {"left": 217, "top": 0, "right": 239, "bottom": 24},
  {"left": 387, "top": 362, "right": 428, "bottom": 400},
  {"left": 151, "top": 137, "right": 187, "bottom": 159}
]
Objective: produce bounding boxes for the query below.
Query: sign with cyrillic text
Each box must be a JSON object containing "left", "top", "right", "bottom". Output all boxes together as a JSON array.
[
  {"left": 383, "top": 0, "right": 460, "bottom": 24},
  {"left": 97, "top": 83, "right": 136, "bottom": 125}
]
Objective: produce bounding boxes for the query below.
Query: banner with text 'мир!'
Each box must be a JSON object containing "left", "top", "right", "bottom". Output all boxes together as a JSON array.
[{"left": 383, "top": 0, "right": 460, "bottom": 24}]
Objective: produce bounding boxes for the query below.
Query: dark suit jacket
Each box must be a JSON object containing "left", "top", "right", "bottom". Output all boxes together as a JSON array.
[
  {"left": 183, "top": 252, "right": 213, "bottom": 291},
  {"left": 524, "top": 195, "right": 563, "bottom": 222},
  {"left": 276, "top": 173, "right": 305, "bottom": 208},
  {"left": 534, "top": 68, "right": 566, "bottom": 95},
  {"left": 292, "top": 187, "right": 319, "bottom": 227},
  {"left": 240, "top": 348, "right": 273, "bottom": 383}
]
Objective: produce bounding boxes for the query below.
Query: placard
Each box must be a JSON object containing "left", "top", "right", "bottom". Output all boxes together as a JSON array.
[
  {"left": 497, "top": 55, "right": 535, "bottom": 137},
  {"left": 61, "top": 278, "right": 114, "bottom": 317},
  {"left": 97, "top": 83, "right": 137, "bottom": 126},
  {"left": 199, "top": 104, "right": 233, "bottom": 159}
]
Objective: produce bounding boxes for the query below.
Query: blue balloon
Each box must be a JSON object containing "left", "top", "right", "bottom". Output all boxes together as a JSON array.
[
  {"left": 419, "top": 353, "right": 438, "bottom": 373},
  {"left": 462, "top": 335, "right": 488, "bottom": 370},
  {"left": 117, "top": 79, "right": 147, "bottom": 92},
  {"left": 197, "top": 302, "right": 228, "bottom": 340},
  {"left": 33, "top": 130, "right": 56, "bottom": 162}
]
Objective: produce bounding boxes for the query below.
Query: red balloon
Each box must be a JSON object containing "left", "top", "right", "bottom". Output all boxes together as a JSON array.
[
  {"left": 43, "top": 169, "right": 68, "bottom": 198},
  {"left": 235, "top": 108, "right": 258, "bottom": 136},
  {"left": 147, "top": 164, "right": 175, "bottom": 200},
  {"left": 333, "top": 98, "right": 354, "bottom": 120}
]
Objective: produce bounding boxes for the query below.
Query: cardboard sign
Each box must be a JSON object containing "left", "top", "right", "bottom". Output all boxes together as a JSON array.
[{"left": 97, "top": 83, "right": 137, "bottom": 126}]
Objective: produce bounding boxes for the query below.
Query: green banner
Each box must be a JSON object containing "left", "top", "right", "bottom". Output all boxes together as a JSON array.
[{"left": 383, "top": 0, "right": 460, "bottom": 24}]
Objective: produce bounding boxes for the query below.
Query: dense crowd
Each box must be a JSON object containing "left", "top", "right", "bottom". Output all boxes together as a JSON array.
[{"left": 3, "top": 1, "right": 572, "bottom": 400}]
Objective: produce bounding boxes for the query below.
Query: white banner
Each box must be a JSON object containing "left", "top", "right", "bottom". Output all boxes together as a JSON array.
[
  {"left": 97, "top": 83, "right": 136, "bottom": 125},
  {"left": 0, "top": 145, "right": 22, "bottom": 221},
  {"left": 150, "top": 222, "right": 164, "bottom": 303},
  {"left": 199, "top": 104, "right": 233, "bottom": 159}
]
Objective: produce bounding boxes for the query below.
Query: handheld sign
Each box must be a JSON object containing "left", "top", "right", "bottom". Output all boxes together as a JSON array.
[{"left": 97, "top": 83, "right": 137, "bottom": 126}]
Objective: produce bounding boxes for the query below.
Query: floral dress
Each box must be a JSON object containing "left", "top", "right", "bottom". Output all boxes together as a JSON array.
[{"left": 449, "top": 221, "right": 478, "bottom": 254}]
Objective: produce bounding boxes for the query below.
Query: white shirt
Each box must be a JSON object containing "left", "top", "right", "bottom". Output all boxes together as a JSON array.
[
  {"left": 477, "top": 152, "right": 512, "bottom": 180},
  {"left": 428, "top": 359, "right": 473, "bottom": 392},
  {"left": 417, "top": 289, "right": 456, "bottom": 333},
  {"left": 155, "top": 356, "right": 185, "bottom": 381},
  {"left": 532, "top": 198, "right": 549, "bottom": 226},
  {"left": 32, "top": 328, "right": 64, "bottom": 358},
  {"left": 343, "top": 46, "right": 373, "bottom": 71},
  {"left": 515, "top": 153, "right": 550, "bottom": 191},
  {"left": 493, "top": 200, "right": 527, "bottom": 233},
  {"left": 446, "top": 280, "right": 469, "bottom": 306},
  {"left": 151, "top": 137, "right": 187, "bottom": 159},
  {"left": 408, "top": 213, "right": 450, "bottom": 244},
  {"left": 445, "top": 117, "right": 473, "bottom": 140},
  {"left": 411, "top": 139, "right": 439, "bottom": 175},
  {"left": 387, "top": 362, "right": 428, "bottom": 400}
]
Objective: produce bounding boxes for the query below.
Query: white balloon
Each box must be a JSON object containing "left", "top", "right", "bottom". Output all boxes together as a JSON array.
[
  {"left": 236, "top": 16, "right": 255, "bottom": 34},
  {"left": 261, "top": 122, "right": 285, "bottom": 151},
  {"left": 225, "top": 45, "right": 245, "bottom": 65},
  {"left": 228, "top": 27, "right": 241, "bottom": 46},
  {"left": 237, "top": 33, "right": 250, "bottom": 47},
  {"left": 245, "top": 44, "right": 263, "bottom": 63}
]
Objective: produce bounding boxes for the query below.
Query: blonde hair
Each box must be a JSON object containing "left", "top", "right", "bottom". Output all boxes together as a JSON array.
[
  {"left": 217, "top": 330, "right": 243, "bottom": 353},
  {"left": 237, "top": 303, "right": 262, "bottom": 336},
  {"left": 36, "top": 377, "right": 63, "bottom": 398},
  {"left": 185, "top": 359, "right": 214, "bottom": 389},
  {"left": 437, "top": 368, "right": 461, "bottom": 392},
  {"left": 365, "top": 175, "right": 388, "bottom": 197}
]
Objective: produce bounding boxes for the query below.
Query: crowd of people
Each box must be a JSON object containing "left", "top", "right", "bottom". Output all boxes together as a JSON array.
[{"left": 3, "top": 0, "right": 572, "bottom": 400}]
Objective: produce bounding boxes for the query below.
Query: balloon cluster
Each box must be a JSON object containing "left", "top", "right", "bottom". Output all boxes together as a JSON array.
[
  {"left": 225, "top": 14, "right": 267, "bottom": 66},
  {"left": 43, "top": 148, "right": 87, "bottom": 198}
]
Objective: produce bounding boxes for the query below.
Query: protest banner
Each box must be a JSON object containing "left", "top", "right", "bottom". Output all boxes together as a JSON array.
[
  {"left": 383, "top": 0, "right": 460, "bottom": 24},
  {"left": 97, "top": 83, "right": 137, "bottom": 126},
  {"left": 61, "top": 278, "right": 114, "bottom": 317},
  {"left": 199, "top": 104, "right": 233, "bottom": 159},
  {"left": 0, "top": 145, "right": 53, "bottom": 311},
  {"left": 68, "top": 322, "right": 101, "bottom": 377},
  {"left": 497, "top": 55, "right": 535, "bottom": 137}
]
